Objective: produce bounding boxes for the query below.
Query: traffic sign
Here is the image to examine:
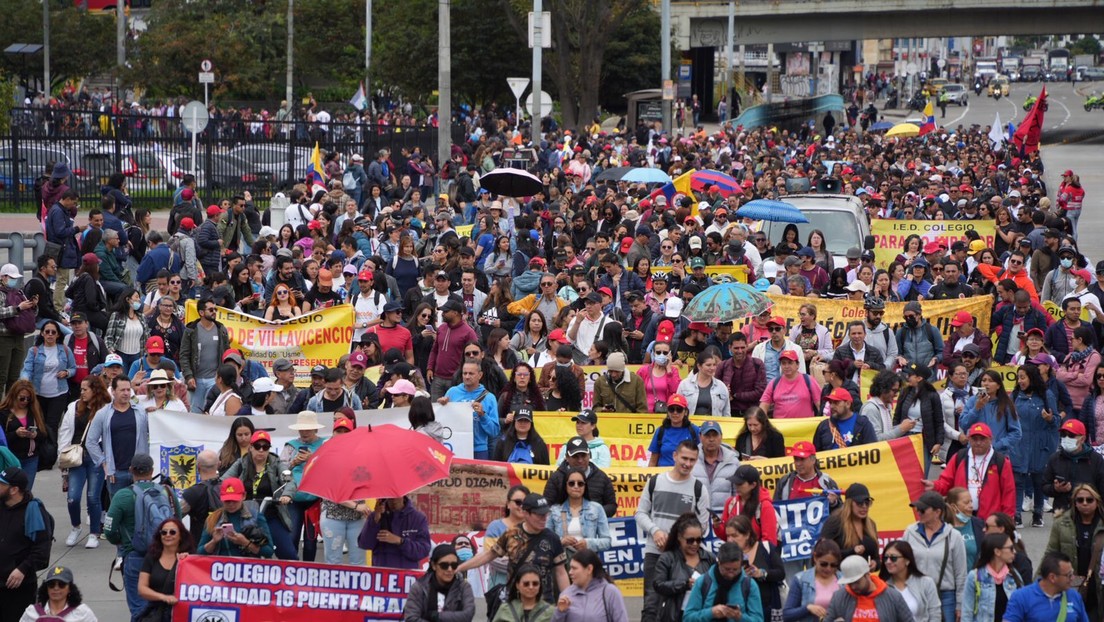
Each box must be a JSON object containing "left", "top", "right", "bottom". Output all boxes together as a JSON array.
[
  {"left": 507, "top": 77, "right": 530, "bottom": 99},
  {"left": 200, "top": 59, "right": 213, "bottom": 72},
  {"left": 525, "top": 91, "right": 553, "bottom": 119},
  {"left": 181, "top": 101, "right": 209, "bottom": 134},
  {"left": 937, "top": 59, "right": 946, "bottom": 69},
  {"left": 528, "top": 12, "right": 551, "bottom": 49},
  {"left": 199, "top": 72, "right": 215, "bottom": 84},
  {"left": 662, "top": 80, "right": 675, "bottom": 101}
]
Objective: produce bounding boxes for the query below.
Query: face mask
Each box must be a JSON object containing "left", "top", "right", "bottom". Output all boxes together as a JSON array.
[
  {"left": 956, "top": 512, "right": 971, "bottom": 524},
  {"left": 1060, "top": 258, "right": 1074, "bottom": 269},
  {"left": 131, "top": 301, "right": 142, "bottom": 311},
  {"left": 905, "top": 316, "right": 919, "bottom": 328},
  {"left": 456, "top": 548, "right": 473, "bottom": 562},
  {"left": 1061, "top": 437, "right": 1080, "bottom": 452},
  {"left": 653, "top": 354, "right": 670, "bottom": 366}
]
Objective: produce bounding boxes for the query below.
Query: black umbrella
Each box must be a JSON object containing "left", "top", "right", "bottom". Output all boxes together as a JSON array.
[
  {"left": 594, "top": 166, "right": 632, "bottom": 182},
  {"left": 479, "top": 167, "right": 544, "bottom": 198}
]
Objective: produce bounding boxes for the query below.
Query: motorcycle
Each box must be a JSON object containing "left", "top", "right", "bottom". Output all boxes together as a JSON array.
[
  {"left": 993, "top": 90, "right": 1002, "bottom": 101},
  {"left": 1085, "top": 93, "right": 1104, "bottom": 111},
  {"left": 974, "top": 81, "right": 983, "bottom": 96},
  {"left": 884, "top": 88, "right": 899, "bottom": 110},
  {"left": 907, "top": 93, "right": 927, "bottom": 112},
  {"left": 1023, "top": 96, "right": 1049, "bottom": 111}
]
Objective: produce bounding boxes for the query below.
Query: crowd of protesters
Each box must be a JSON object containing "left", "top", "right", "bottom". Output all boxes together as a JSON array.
[{"left": 0, "top": 92, "right": 1097, "bottom": 622}]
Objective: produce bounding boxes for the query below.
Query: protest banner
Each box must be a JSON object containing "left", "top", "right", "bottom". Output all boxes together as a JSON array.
[
  {"left": 1043, "top": 299, "right": 1092, "bottom": 322},
  {"left": 651, "top": 264, "right": 749, "bottom": 284},
  {"left": 172, "top": 555, "right": 421, "bottom": 621},
  {"left": 455, "top": 224, "right": 474, "bottom": 238},
  {"left": 857, "top": 364, "right": 1017, "bottom": 397},
  {"left": 532, "top": 412, "right": 820, "bottom": 467},
  {"left": 869, "top": 219, "right": 996, "bottom": 269},
  {"left": 184, "top": 300, "right": 354, "bottom": 387},
  {"left": 411, "top": 436, "right": 924, "bottom": 596},
  {"left": 764, "top": 293, "right": 993, "bottom": 344},
  {"left": 775, "top": 497, "right": 831, "bottom": 561},
  {"left": 149, "top": 406, "right": 475, "bottom": 488}
]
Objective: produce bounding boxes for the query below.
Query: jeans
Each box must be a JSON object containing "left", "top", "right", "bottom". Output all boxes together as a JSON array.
[
  {"left": 1015, "top": 471, "right": 1047, "bottom": 520},
  {"left": 320, "top": 515, "right": 367, "bottom": 565},
  {"left": 641, "top": 551, "right": 660, "bottom": 621},
  {"left": 0, "top": 333, "right": 26, "bottom": 399},
  {"left": 190, "top": 377, "right": 215, "bottom": 414},
  {"left": 267, "top": 511, "right": 298, "bottom": 561},
  {"left": 108, "top": 469, "right": 134, "bottom": 498},
  {"left": 1068, "top": 209, "right": 1081, "bottom": 239},
  {"left": 940, "top": 589, "right": 956, "bottom": 622},
  {"left": 19, "top": 455, "right": 38, "bottom": 490},
  {"left": 429, "top": 377, "right": 452, "bottom": 401},
  {"left": 123, "top": 551, "right": 145, "bottom": 618},
  {"left": 68, "top": 454, "right": 105, "bottom": 534},
  {"left": 289, "top": 500, "right": 318, "bottom": 562}
]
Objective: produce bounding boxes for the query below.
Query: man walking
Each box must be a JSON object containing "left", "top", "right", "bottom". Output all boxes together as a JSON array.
[
  {"left": 426, "top": 300, "right": 479, "bottom": 399},
  {"left": 0, "top": 467, "right": 52, "bottom": 622},
  {"left": 180, "top": 297, "right": 230, "bottom": 413}
]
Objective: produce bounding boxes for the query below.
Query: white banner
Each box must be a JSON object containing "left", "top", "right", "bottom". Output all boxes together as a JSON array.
[{"left": 150, "top": 406, "right": 474, "bottom": 489}]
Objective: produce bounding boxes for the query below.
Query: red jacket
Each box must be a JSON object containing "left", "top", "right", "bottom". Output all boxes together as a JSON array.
[
  {"left": 933, "top": 448, "right": 1016, "bottom": 520},
  {"left": 719, "top": 486, "right": 778, "bottom": 545}
]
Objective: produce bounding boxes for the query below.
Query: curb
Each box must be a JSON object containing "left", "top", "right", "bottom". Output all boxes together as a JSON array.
[{"left": 1042, "top": 128, "right": 1104, "bottom": 147}]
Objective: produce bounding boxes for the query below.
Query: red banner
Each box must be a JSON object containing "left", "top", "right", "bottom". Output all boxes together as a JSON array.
[{"left": 172, "top": 555, "right": 422, "bottom": 621}]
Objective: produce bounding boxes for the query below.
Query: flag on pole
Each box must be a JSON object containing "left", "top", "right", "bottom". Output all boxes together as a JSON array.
[
  {"left": 919, "top": 99, "right": 936, "bottom": 136},
  {"left": 1013, "top": 86, "right": 1047, "bottom": 155},
  {"left": 349, "top": 82, "right": 368, "bottom": 112},
  {"left": 305, "top": 142, "right": 327, "bottom": 194},
  {"left": 988, "top": 111, "right": 1005, "bottom": 147},
  {"left": 648, "top": 169, "right": 697, "bottom": 208}
]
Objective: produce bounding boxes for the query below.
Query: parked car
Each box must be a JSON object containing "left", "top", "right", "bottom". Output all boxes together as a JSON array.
[
  {"left": 941, "top": 83, "right": 969, "bottom": 106},
  {"left": 228, "top": 144, "right": 312, "bottom": 190},
  {"left": 0, "top": 144, "right": 71, "bottom": 206},
  {"left": 1083, "top": 67, "right": 1104, "bottom": 81},
  {"left": 171, "top": 153, "right": 275, "bottom": 194}
]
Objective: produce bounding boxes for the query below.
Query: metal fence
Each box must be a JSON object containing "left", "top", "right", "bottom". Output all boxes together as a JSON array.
[{"left": 1, "top": 108, "right": 456, "bottom": 212}]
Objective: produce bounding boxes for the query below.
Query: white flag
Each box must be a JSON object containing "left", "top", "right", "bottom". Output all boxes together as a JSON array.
[
  {"left": 988, "top": 111, "right": 1004, "bottom": 147},
  {"left": 349, "top": 82, "right": 368, "bottom": 112}
]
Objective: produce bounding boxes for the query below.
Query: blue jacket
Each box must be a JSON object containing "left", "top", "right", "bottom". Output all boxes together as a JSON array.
[
  {"left": 961, "top": 566, "right": 1025, "bottom": 622},
  {"left": 783, "top": 567, "right": 842, "bottom": 622},
  {"left": 444, "top": 383, "right": 499, "bottom": 453},
  {"left": 684, "top": 566, "right": 764, "bottom": 622},
  {"left": 101, "top": 209, "right": 129, "bottom": 262},
  {"left": 136, "top": 244, "right": 182, "bottom": 289},
  {"left": 1002, "top": 581, "right": 1089, "bottom": 622},
  {"left": 598, "top": 270, "right": 647, "bottom": 317},
  {"left": 1010, "top": 389, "right": 1059, "bottom": 474},
  {"left": 959, "top": 394, "right": 1024, "bottom": 457},
  {"left": 20, "top": 343, "right": 76, "bottom": 392},
  {"left": 811, "top": 414, "right": 878, "bottom": 452},
  {"left": 85, "top": 404, "right": 150, "bottom": 474},
  {"left": 46, "top": 203, "right": 80, "bottom": 269},
  {"left": 992, "top": 305, "right": 1050, "bottom": 364},
  {"left": 546, "top": 500, "right": 612, "bottom": 553}
]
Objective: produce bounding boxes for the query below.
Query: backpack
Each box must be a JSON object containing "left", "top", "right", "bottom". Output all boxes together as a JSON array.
[
  {"left": 32, "top": 604, "right": 75, "bottom": 622},
  {"left": 653, "top": 424, "right": 700, "bottom": 456},
  {"left": 507, "top": 440, "right": 535, "bottom": 464},
  {"left": 693, "top": 572, "right": 751, "bottom": 610},
  {"left": 130, "top": 483, "right": 176, "bottom": 555},
  {"left": 647, "top": 474, "right": 704, "bottom": 508},
  {"left": 343, "top": 170, "right": 358, "bottom": 191},
  {"left": 767, "top": 373, "right": 818, "bottom": 418},
  {"left": 167, "top": 235, "right": 184, "bottom": 269},
  {"left": 26, "top": 498, "right": 55, "bottom": 546},
  {"left": 4, "top": 287, "right": 36, "bottom": 335}
]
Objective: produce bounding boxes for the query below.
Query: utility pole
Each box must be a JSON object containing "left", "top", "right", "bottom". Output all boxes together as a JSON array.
[
  {"left": 532, "top": 0, "right": 542, "bottom": 139},
  {"left": 725, "top": 0, "right": 733, "bottom": 114},
  {"left": 661, "top": 0, "right": 671, "bottom": 132},
  {"left": 438, "top": 0, "right": 451, "bottom": 173},
  {"left": 365, "top": 0, "right": 372, "bottom": 113},
  {"left": 285, "top": 0, "right": 294, "bottom": 104},
  {"left": 42, "top": 0, "right": 49, "bottom": 95},
  {"left": 116, "top": 2, "right": 125, "bottom": 67}
]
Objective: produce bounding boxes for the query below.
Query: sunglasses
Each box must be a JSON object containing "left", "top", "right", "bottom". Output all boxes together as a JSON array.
[
  {"left": 769, "top": 326, "right": 784, "bottom": 332},
  {"left": 169, "top": 280, "right": 181, "bottom": 285},
  {"left": 683, "top": 537, "right": 703, "bottom": 545},
  {"left": 161, "top": 529, "right": 178, "bottom": 536},
  {"left": 567, "top": 480, "right": 586, "bottom": 487},
  {"left": 519, "top": 580, "right": 541, "bottom": 587},
  {"left": 510, "top": 498, "right": 526, "bottom": 506},
  {"left": 654, "top": 349, "right": 670, "bottom": 355},
  {"left": 854, "top": 499, "right": 874, "bottom": 507},
  {"left": 277, "top": 291, "right": 289, "bottom": 296},
  {"left": 668, "top": 407, "right": 686, "bottom": 414},
  {"left": 1076, "top": 497, "right": 1096, "bottom": 504},
  {"left": 41, "top": 330, "right": 57, "bottom": 335},
  {"left": 46, "top": 581, "right": 67, "bottom": 589},
  {"left": 541, "top": 282, "right": 556, "bottom": 287},
  {"left": 253, "top": 443, "right": 271, "bottom": 451},
  {"left": 437, "top": 562, "right": 459, "bottom": 570},
  {"left": 464, "top": 351, "right": 481, "bottom": 356},
  {"left": 672, "top": 259, "right": 684, "bottom": 263},
  {"left": 1009, "top": 259, "right": 1023, "bottom": 266},
  {"left": 883, "top": 554, "right": 903, "bottom": 562},
  {"left": 817, "top": 561, "right": 839, "bottom": 569}
]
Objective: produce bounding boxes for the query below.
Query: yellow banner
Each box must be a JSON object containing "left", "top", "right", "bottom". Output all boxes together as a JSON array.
[
  {"left": 651, "top": 264, "right": 749, "bottom": 284},
  {"left": 763, "top": 294, "right": 993, "bottom": 345},
  {"left": 858, "top": 364, "right": 1018, "bottom": 397},
  {"left": 455, "top": 224, "right": 474, "bottom": 238},
  {"left": 1042, "top": 299, "right": 1091, "bottom": 322},
  {"left": 533, "top": 412, "right": 821, "bottom": 467},
  {"left": 184, "top": 300, "right": 354, "bottom": 387},
  {"left": 869, "top": 219, "right": 996, "bottom": 269}
]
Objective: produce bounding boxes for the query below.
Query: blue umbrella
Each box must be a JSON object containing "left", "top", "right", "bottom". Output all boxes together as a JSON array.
[
  {"left": 683, "top": 283, "right": 773, "bottom": 323},
  {"left": 735, "top": 199, "right": 809, "bottom": 223},
  {"left": 870, "top": 121, "right": 894, "bottom": 131},
  {"left": 621, "top": 167, "right": 672, "bottom": 184}
]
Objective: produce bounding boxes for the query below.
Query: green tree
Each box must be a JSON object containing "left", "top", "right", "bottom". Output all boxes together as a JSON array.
[
  {"left": 1067, "top": 37, "right": 1101, "bottom": 57},
  {"left": 598, "top": 3, "right": 661, "bottom": 114},
  {"left": 0, "top": 0, "right": 115, "bottom": 93}
]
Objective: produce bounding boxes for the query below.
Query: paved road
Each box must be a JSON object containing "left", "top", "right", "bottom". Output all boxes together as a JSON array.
[{"left": 15, "top": 80, "right": 1104, "bottom": 621}]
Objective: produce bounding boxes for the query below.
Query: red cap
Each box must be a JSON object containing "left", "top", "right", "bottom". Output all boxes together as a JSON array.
[
  {"left": 1071, "top": 268, "right": 1093, "bottom": 283},
  {"left": 597, "top": 287, "right": 614, "bottom": 299},
  {"left": 357, "top": 269, "right": 373, "bottom": 281},
  {"left": 667, "top": 394, "right": 689, "bottom": 409},
  {"left": 741, "top": 180, "right": 754, "bottom": 189},
  {"left": 206, "top": 205, "right": 223, "bottom": 218},
  {"left": 1021, "top": 327, "right": 1045, "bottom": 338},
  {"left": 959, "top": 184, "right": 973, "bottom": 193},
  {"left": 967, "top": 423, "right": 993, "bottom": 439},
  {"left": 779, "top": 350, "right": 799, "bottom": 362},
  {"left": 766, "top": 316, "right": 786, "bottom": 327},
  {"left": 619, "top": 237, "right": 633, "bottom": 253},
  {"left": 688, "top": 322, "right": 713, "bottom": 334},
  {"left": 790, "top": 441, "right": 816, "bottom": 459},
  {"left": 922, "top": 241, "right": 946, "bottom": 255},
  {"left": 656, "top": 321, "right": 675, "bottom": 344},
  {"left": 826, "top": 387, "right": 853, "bottom": 403},
  {"left": 548, "top": 328, "right": 571, "bottom": 344},
  {"left": 220, "top": 477, "right": 246, "bottom": 502},
  {"left": 708, "top": 185, "right": 720, "bottom": 192},
  {"left": 250, "top": 430, "right": 272, "bottom": 445},
  {"left": 81, "top": 252, "right": 100, "bottom": 266},
  {"left": 1062, "top": 419, "right": 1087, "bottom": 436},
  {"left": 1063, "top": 170, "right": 1073, "bottom": 177},
  {"left": 333, "top": 417, "right": 355, "bottom": 432},
  {"left": 145, "top": 336, "right": 165, "bottom": 354},
  {"left": 179, "top": 217, "right": 196, "bottom": 231},
  {"left": 950, "top": 311, "right": 973, "bottom": 327}
]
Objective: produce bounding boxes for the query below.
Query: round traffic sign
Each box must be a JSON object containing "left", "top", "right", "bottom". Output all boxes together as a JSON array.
[
  {"left": 525, "top": 91, "right": 553, "bottom": 119},
  {"left": 181, "top": 101, "right": 209, "bottom": 134},
  {"left": 937, "top": 59, "right": 946, "bottom": 69},
  {"left": 200, "top": 59, "right": 213, "bottom": 72}
]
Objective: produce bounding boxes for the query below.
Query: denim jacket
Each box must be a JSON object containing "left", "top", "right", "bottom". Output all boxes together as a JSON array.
[
  {"left": 961, "top": 566, "right": 1024, "bottom": 622},
  {"left": 783, "top": 567, "right": 841, "bottom": 622},
  {"left": 546, "top": 499, "right": 612, "bottom": 553},
  {"left": 20, "top": 343, "right": 77, "bottom": 393}
]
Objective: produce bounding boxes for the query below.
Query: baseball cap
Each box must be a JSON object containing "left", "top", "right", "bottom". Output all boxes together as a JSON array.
[
  {"left": 904, "top": 363, "right": 931, "bottom": 381},
  {"left": 273, "top": 358, "right": 294, "bottom": 372},
  {"left": 826, "top": 387, "right": 853, "bottom": 403},
  {"left": 206, "top": 205, "right": 223, "bottom": 218},
  {"left": 175, "top": 216, "right": 194, "bottom": 231},
  {"left": 44, "top": 566, "right": 74, "bottom": 586},
  {"left": 584, "top": 292, "right": 603, "bottom": 304},
  {"left": 440, "top": 299, "right": 465, "bottom": 314},
  {"left": 222, "top": 349, "right": 245, "bottom": 366},
  {"left": 790, "top": 441, "right": 816, "bottom": 459},
  {"left": 69, "top": 312, "right": 87, "bottom": 324},
  {"left": 910, "top": 491, "right": 946, "bottom": 512},
  {"left": 961, "top": 344, "right": 981, "bottom": 358},
  {"left": 1071, "top": 268, "right": 1093, "bottom": 283},
  {"left": 0, "top": 264, "right": 20, "bottom": 279},
  {"left": 1062, "top": 419, "right": 1087, "bottom": 437},
  {"left": 0, "top": 467, "right": 29, "bottom": 490},
  {"left": 105, "top": 353, "right": 124, "bottom": 368},
  {"left": 572, "top": 409, "right": 598, "bottom": 425},
  {"left": 521, "top": 493, "right": 551, "bottom": 515},
  {"left": 845, "top": 482, "right": 872, "bottom": 503},
  {"left": 700, "top": 420, "right": 723, "bottom": 435},
  {"left": 310, "top": 364, "right": 328, "bottom": 377},
  {"left": 838, "top": 556, "right": 871, "bottom": 585},
  {"left": 967, "top": 423, "right": 993, "bottom": 438},
  {"left": 845, "top": 281, "right": 868, "bottom": 293},
  {"left": 565, "top": 436, "right": 590, "bottom": 456},
  {"left": 250, "top": 430, "right": 272, "bottom": 445},
  {"left": 619, "top": 237, "right": 633, "bottom": 253},
  {"left": 220, "top": 477, "right": 246, "bottom": 502},
  {"left": 664, "top": 298, "right": 684, "bottom": 318},
  {"left": 317, "top": 269, "right": 333, "bottom": 286},
  {"left": 968, "top": 240, "right": 986, "bottom": 255},
  {"left": 597, "top": 286, "right": 614, "bottom": 299},
  {"left": 845, "top": 247, "right": 861, "bottom": 260},
  {"left": 779, "top": 349, "right": 799, "bottom": 362},
  {"left": 382, "top": 300, "right": 404, "bottom": 314},
  {"left": 667, "top": 394, "right": 689, "bottom": 409},
  {"left": 514, "top": 408, "right": 534, "bottom": 422},
  {"left": 922, "top": 241, "right": 946, "bottom": 254},
  {"left": 766, "top": 316, "right": 786, "bottom": 328},
  {"left": 548, "top": 328, "right": 571, "bottom": 344},
  {"left": 689, "top": 257, "right": 706, "bottom": 269},
  {"left": 730, "top": 464, "right": 761, "bottom": 485},
  {"left": 81, "top": 252, "right": 100, "bottom": 266},
  {"left": 348, "top": 351, "right": 369, "bottom": 368},
  {"left": 688, "top": 237, "right": 702, "bottom": 249},
  {"left": 145, "top": 336, "right": 165, "bottom": 354},
  {"left": 797, "top": 246, "right": 816, "bottom": 258},
  {"left": 385, "top": 379, "right": 417, "bottom": 395},
  {"left": 130, "top": 453, "right": 154, "bottom": 474},
  {"left": 950, "top": 311, "right": 973, "bottom": 327},
  {"left": 688, "top": 321, "right": 712, "bottom": 334},
  {"left": 252, "top": 377, "right": 280, "bottom": 393},
  {"left": 333, "top": 416, "right": 355, "bottom": 432}
]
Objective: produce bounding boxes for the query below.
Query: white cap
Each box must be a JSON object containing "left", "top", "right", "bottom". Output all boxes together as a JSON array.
[
  {"left": 688, "top": 236, "right": 703, "bottom": 250},
  {"left": 0, "top": 264, "right": 20, "bottom": 279},
  {"left": 258, "top": 226, "right": 277, "bottom": 238},
  {"left": 252, "top": 377, "right": 281, "bottom": 393},
  {"left": 845, "top": 280, "right": 869, "bottom": 293},
  {"left": 763, "top": 263, "right": 780, "bottom": 279},
  {"left": 698, "top": 201, "right": 711, "bottom": 211},
  {"left": 664, "top": 298, "right": 684, "bottom": 319}
]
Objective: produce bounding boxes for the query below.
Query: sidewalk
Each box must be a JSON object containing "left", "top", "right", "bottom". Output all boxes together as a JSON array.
[{"left": 6, "top": 211, "right": 171, "bottom": 235}]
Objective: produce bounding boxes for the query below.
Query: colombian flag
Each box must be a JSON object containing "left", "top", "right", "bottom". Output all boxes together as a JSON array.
[
  {"left": 305, "top": 142, "right": 327, "bottom": 194},
  {"left": 648, "top": 169, "right": 697, "bottom": 208},
  {"left": 919, "top": 100, "right": 936, "bottom": 136}
]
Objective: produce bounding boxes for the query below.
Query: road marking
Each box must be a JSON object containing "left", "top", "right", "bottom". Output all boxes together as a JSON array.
[
  {"left": 946, "top": 103, "right": 970, "bottom": 126},
  {"left": 1005, "top": 96, "right": 1019, "bottom": 123},
  {"left": 1051, "top": 96, "right": 1071, "bottom": 129}
]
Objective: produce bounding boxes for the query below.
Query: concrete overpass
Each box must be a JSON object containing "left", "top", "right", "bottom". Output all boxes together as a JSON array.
[{"left": 673, "top": 0, "right": 1104, "bottom": 47}]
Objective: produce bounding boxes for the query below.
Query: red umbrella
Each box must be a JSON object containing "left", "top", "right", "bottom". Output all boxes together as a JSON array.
[{"left": 298, "top": 424, "right": 453, "bottom": 502}]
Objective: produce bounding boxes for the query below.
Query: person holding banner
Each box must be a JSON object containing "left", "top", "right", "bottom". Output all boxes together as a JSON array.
[
  {"left": 402, "top": 543, "right": 477, "bottom": 622},
  {"left": 653, "top": 513, "right": 716, "bottom": 622}
]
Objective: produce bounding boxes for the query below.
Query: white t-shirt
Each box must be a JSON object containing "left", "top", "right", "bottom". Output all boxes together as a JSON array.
[{"left": 353, "top": 291, "right": 386, "bottom": 341}]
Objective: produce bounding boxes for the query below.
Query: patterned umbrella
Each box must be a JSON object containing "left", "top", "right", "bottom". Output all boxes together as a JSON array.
[
  {"left": 734, "top": 199, "right": 809, "bottom": 223},
  {"left": 690, "top": 170, "right": 741, "bottom": 196},
  {"left": 682, "top": 283, "right": 773, "bottom": 324}
]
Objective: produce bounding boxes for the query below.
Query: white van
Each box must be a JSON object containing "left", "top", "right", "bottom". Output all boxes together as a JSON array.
[{"left": 760, "top": 194, "right": 871, "bottom": 269}]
